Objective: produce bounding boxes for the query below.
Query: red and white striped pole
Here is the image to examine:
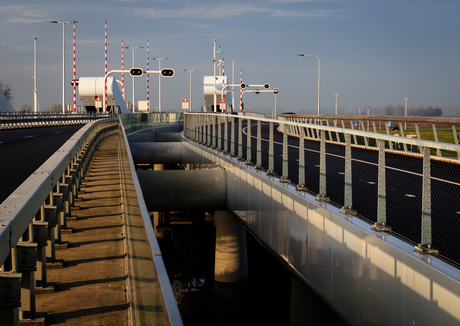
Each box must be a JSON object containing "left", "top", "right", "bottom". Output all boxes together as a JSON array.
[
  {"left": 121, "top": 40, "right": 125, "bottom": 100},
  {"left": 240, "top": 69, "right": 243, "bottom": 113},
  {"left": 146, "top": 39, "right": 149, "bottom": 112},
  {"left": 222, "top": 57, "right": 225, "bottom": 112},
  {"left": 104, "top": 20, "right": 107, "bottom": 112},
  {"left": 73, "top": 21, "right": 76, "bottom": 112}
]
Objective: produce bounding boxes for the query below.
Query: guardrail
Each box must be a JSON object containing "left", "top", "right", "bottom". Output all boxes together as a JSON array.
[
  {"left": 278, "top": 114, "right": 460, "bottom": 160},
  {"left": 118, "top": 113, "right": 183, "bottom": 326},
  {"left": 0, "top": 112, "right": 117, "bottom": 130},
  {"left": 184, "top": 112, "right": 460, "bottom": 266},
  {"left": 0, "top": 118, "right": 117, "bottom": 323}
]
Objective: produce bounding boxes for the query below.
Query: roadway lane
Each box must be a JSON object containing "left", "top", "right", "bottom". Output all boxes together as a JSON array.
[
  {"left": 0, "top": 126, "right": 83, "bottom": 203},
  {"left": 210, "top": 119, "right": 460, "bottom": 264}
]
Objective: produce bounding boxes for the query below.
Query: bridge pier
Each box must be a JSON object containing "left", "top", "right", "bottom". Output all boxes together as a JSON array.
[{"left": 214, "top": 211, "right": 248, "bottom": 283}]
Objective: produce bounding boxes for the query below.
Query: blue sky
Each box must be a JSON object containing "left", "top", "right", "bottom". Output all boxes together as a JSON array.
[{"left": 0, "top": 0, "right": 459, "bottom": 114}]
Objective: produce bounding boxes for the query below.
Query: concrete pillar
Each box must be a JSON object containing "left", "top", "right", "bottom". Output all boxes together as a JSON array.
[{"left": 214, "top": 211, "right": 248, "bottom": 283}]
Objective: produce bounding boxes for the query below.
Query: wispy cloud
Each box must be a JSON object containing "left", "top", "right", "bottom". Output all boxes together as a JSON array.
[
  {"left": 132, "top": 3, "right": 336, "bottom": 19},
  {"left": 0, "top": 5, "right": 49, "bottom": 24}
]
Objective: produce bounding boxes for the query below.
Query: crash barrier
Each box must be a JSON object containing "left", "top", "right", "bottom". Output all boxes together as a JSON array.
[
  {"left": 0, "top": 112, "right": 117, "bottom": 130},
  {"left": 184, "top": 113, "right": 460, "bottom": 265},
  {"left": 0, "top": 118, "right": 117, "bottom": 324}
]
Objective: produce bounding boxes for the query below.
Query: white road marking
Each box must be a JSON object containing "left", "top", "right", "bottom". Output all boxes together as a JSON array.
[
  {"left": 405, "top": 194, "right": 416, "bottom": 198},
  {"left": 367, "top": 181, "right": 376, "bottom": 185}
]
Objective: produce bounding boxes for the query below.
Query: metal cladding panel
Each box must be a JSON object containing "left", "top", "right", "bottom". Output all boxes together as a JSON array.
[
  {"left": 307, "top": 204, "right": 333, "bottom": 302},
  {"left": 247, "top": 172, "right": 262, "bottom": 235},
  {"left": 238, "top": 166, "right": 249, "bottom": 213},
  {"left": 272, "top": 185, "right": 291, "bottom": 260},
  {"left": 331, "top": 216, "right": 365, "bottom": 324},
  {"left": 289, "top": 194, "right": 309, "bottom": 278},
  {"left": 78, "top": 77, "right": 130, "bottom": 113},
  {"left": 259, "top": 177, "right": 275, "bottom": 248},
  {"left": 362, "top": 232, "right": 405, "bottom": 325}
]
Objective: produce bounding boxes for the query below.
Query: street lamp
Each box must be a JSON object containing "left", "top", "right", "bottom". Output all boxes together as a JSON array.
[
  {"left": 152, "top": 57, "right": 168, "bottom": 112},
  {"left": 184, "top": 69, "right": 198, "bottom": 112},
  {"left": 273, "top": 88, "right": 280, "bottom": 119},
  {"left": 298, "top": 54, "right": 320, "bottom": 115},
  {"left": 125, "top": 46, "right": 143, "bottom": 112},
  {"left": 333, "top": 93, "right": 341, "bottom": 115},
  {"left": 50, "top": 20, "right": 77, "bottom": 113},
  {"left": 404, "top": 97, "right": 410, "bottom": 130}
]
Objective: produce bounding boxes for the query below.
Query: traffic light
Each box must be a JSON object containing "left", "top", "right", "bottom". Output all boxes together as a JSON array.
[
  {"left": 264, "top": 83, "right": 270, "bottom": 89},
  {"left": 160, "top": 68, "right": 175, "bottom": 77},
  {"left": 129, "top": 68, "right": 144, "bottom": 77},
  {"left": 240, "top": 83, "right": 246, "bottom": 89}
]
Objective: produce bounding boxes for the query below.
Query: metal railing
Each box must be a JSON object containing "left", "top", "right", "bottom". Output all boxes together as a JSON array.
[
  {"left": 0, "top": 112, "right": 117, "bottom": 130},
  {"left": 184, "top": 113, "right": 460, "bottom": 264},
  {"left": 0, "top": 118, "right": 118, "bottom": 322}
]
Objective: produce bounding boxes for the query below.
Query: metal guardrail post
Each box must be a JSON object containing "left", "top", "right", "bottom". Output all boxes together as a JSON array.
[
  {"left": 212, "top": 116, "right": 217, "bottom": 148},
  {"left": 453, "top": 125, "right": 460, "bottom": 158},
  {"left": 385, "top": 123, "right": 394, "bottom": 150},
  {"left": 217, "top": 116, "right": 222, "bottom": 150},
  {"left": 432, "top": 123, "right": 442, "bottom": 157},
  {"left": 16, "top": 241, "right": 38, "bottom": 321},
  {"left": 280, "top": 124, "right": 290, "bottom": 183},
  {"left": 0, "top": 271, "right": 22, "bottom": 326},
  {"left": 255, "top": 120, "right": 262, "bottom": 169},
  {"left": 230, "top": 117, "right": 236, "bottom": 157},
  {"left": 372, "top": 139, "right": 391, "bottom": 232},
  {"left": 399, "top": 122, "right": 408, "bottom": 152},
  {"left": 207, "top": 115, "right": 211, "bottom": 146},
  {"left": 246, "top": 119, "right": 253, "bottom": 165},
  {"left": 237, "top": 118, "right": 243, "bottom": 160},
  {"left": 316, "top": 129, "right": 329, "bottom": 201},
  {"left": 296, "top": 127, "right": 307, "bottom": 191},
  {"left": 224, "top": 116, "right": 229, "bottom": 154},
  {"left": 341, "top": 134, "right": 356, "bottom": 215},
  {"left": 267, "top": 121, "right": 275, "bottom": 175},
  {"left": 415, "top": 147, "right": 439, "bottom": 255}
]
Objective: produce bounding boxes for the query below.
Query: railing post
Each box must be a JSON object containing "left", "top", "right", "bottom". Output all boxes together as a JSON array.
[
  {"left": 280, "top": 123, "right": 290, "bottom": 183},
  {"left": 296, "top": 127, "right": 308, "bottom": 191},
  {"left": 245, "top": 118, "right": 253, "bottom": 165},
  {"left": 230, "top": 117, "right": 236, "bottom": 157},
  {"left": 340, "top": 133, "right": 356, "bottom": 215},
  {"left": 237, "top": 118, "right": 243, "bottom": 160},
  {"left": 212, "top": 115, "right": 217, "bottom": 148},
  {"left": 217, "top": 115, "right": 222, "bottom": 150},
  {"left": 207, "top": 115, "right": 211, "bottom": 147},
  {"left": 415, "top": 147, "right": 439, "bottom": 255},
  {"left": 223, "top": 116, "right": 228, "bottom": 154},
  {"left": 372, "top": 139, "right": 391, "bottom": 232},
  {"left": 255, "top": 120, "right": 263, "bottom": 169},
  {"left": 316, "top": 129, "right": 329, "bottom": 201},
  {"left": 267, "top": 121, "right": 275, "bottom": 175}
]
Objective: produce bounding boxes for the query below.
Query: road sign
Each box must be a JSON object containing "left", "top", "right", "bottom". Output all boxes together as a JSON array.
[
  {"left": 129, "top": 68, "right": 144, "bottom": 77},
  {"left": 182, "top": 97, "right": 189, "bottom": 110},
  {"left": 220, "top": 97, "right": 226, "bottom": 112},
  {"left": 95, "top": 96, "right": 102, "bottom": 109}
]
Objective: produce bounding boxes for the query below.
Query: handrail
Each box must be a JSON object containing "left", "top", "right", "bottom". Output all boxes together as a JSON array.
[{"left": 184, "top": 112, "right": 460, "bottom": 263}]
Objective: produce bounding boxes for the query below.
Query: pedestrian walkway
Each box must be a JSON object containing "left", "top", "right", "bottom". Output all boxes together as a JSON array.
[{"left": 35, "top": 135, "right": 128, "bottom": 325}]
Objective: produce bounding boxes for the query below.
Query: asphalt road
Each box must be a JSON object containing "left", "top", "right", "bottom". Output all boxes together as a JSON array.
[
  {"left": 0, "top": 125, "right": 83, "bottom": 203},
  {"left": 201, "top": 120, "right": 460, "bottom": 264}
]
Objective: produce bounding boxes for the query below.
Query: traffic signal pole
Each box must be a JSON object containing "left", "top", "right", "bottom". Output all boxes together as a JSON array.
[{"left": 102, "top": 68, "right": 174, "bottom": 113}]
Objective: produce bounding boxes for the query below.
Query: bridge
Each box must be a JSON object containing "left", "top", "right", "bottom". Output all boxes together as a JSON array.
[{"left": 1, "top": 112, "right": 460, "bottom": 325}]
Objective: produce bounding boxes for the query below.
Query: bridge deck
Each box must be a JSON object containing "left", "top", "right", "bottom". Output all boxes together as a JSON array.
[{"left": 35, "top": 135, "right": 128, "bottom": 325}]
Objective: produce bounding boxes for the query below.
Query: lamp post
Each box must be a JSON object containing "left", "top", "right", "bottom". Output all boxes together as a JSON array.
[
  {"left": 333, "top": 93, "right": 341, "bottom": 115},
  {"left": 404, "top": 97, "right": 410, "bottom": 130},
  {"left": 152, "top": 57, "right": 168, "bottom": 112},
  {"left": 125, "top": 46, "right": 143, "bottom": 112},
  {"left": 273, "top": 88, "right": 280, "bottom": 119},
  {"left": 184, "top": 69, "right": 198, "bottom": 112},
  {"left": 298, "top": 54, "right": 320, "bottom": 115},
  {"left": 50, "top": 20, "right": 77, "bottom": 113}
]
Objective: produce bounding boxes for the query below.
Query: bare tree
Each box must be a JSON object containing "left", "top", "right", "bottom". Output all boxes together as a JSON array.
[
  {"left": 20, "top": 104, "right": 32, "bottom": 112},
  {"left": 0, "top": 80, "right": 13, "bottom": 104},
  {"left": 49, "top": 104, "right": 62, "bottom": 112}
]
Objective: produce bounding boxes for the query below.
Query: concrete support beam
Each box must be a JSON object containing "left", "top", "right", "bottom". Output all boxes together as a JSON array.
[
  {"left": 214, "top": 211, "right": 248, "bottom": 283},
  {"left": 137, "top": 170, "right": 227, "bottom": 212},
  {"left": 130, "top": 142, "right": 182, "bottom": 165}
]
